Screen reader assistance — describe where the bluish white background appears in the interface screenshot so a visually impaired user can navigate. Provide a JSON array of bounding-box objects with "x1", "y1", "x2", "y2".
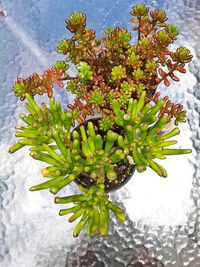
[{"x1": 0, "y1": 0, "x2": 199, "y2": 266}]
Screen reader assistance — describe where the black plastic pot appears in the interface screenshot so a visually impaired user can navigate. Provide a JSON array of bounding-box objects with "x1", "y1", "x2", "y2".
[{"x1": 72, "y1": 118, "x2": 136, "y2": 193}]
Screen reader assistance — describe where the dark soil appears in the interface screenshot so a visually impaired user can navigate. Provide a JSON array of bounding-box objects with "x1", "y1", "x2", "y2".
[{"x1": 75, "y1": 160, "x2": 135, "y2": 192}]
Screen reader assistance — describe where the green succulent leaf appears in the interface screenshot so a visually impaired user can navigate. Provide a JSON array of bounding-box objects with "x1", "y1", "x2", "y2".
[
  {"x1": 77, "y1": 61, "x2": 93, "y2": 81},
  {"x1": 66, "y1": 12, "x2": 86, "y2": 33},
  {"x1": 111, "y1": 65, "x2": 126, "y2": 82},
  {"x1": 57, "y1": 39, "x2": 72, "y2": 54},
  {"x1": 53, "y1": 61, "x2": 69, "y2": 72},
  {"x1": 131, "y1": 3, "x2": 149, "y2": 17}
]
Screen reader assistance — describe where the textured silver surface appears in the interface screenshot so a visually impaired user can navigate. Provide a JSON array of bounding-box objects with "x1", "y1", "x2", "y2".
[{"x1": 0, "y1": 0, "x2": 199, "y2": 266}]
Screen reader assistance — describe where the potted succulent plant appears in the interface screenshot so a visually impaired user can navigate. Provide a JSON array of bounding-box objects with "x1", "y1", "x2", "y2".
[{"x1": 9, "y1": 4, "x2": 193, "y2": 237}]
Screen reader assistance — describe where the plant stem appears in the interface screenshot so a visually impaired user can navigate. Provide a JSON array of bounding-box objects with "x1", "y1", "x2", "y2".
[
  {"x1": 138, "y1": 17, "x2": 141, "y2": 45},
  {"x1": 97, "y1": 164, "x2": 105, "y2": 184}
]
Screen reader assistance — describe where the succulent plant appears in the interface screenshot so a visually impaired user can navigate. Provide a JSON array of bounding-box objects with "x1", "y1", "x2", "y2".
[
  {"x1": 77, "y1": 61, "x2": 93, "y2": 81},
  {"x1": 112, "y1": 91, "x2": 191, "y2": 176},
  {"x1": 9, "y1": 4, "x2": 192, "y2": 237},
  {"x1": 55, "y1": 184, "x2": 125, "y2": 237},
  {"x1": 13, "y1": 68, "x2": 64, "y2": 100},
  {"x1": 12, "y1": 3, "x2": 192, "y2": 127},
  {"x1": 9, "y1": 94, "x2": 126, "y2": 190}
]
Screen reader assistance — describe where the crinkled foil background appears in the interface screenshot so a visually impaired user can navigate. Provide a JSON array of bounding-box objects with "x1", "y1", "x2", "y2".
[{"x1": 0, "y1": 0, "x2": 200, "y2": 266}]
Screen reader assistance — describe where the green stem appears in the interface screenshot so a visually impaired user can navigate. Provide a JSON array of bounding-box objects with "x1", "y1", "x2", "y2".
[
  {"x1": 59, "y1": 205, "x2": 80, "y2": 216},
  {"x1": 110, "y1": 149, "x2": 125, "y2": 163},
  {"x1": 25, "y1": 103, "x2": 36, "y2": 116},
  {"x1": 73, "y1": 213, "x2": 89, "y2": 237},
  {"x1": 15, "y1": 130, "x2": 37, "y2": 139},
  {"x1": 52, "y1": 129, "x2": 68, "y2": 157},
  {"x1": 26, "y1": 93, "x2": 41, "y2": 113},
  {"x1": 104, "y1": 131, "x2": 118, "y2": 152},
  {"x1": 136, "y1": 91, "x2": 146, "y2": 113},
  {"x1": 112, "y1": 99, "x2": 124, "y2": 119},
  {"x1": 131, "y1": 99, "x2": 137, "y2": 118},
  {"x1": 99, "y1": 202, "x2": 109, "y2": 236},
  {"x1": 30, "y1": 145, "x2": 58, "y2": 152},
  {"x1": 127, "y1": 98, "x2": 134, "y2": 113},
  {"x1": 86, "y1": 208, "x2": 94, "y2": 236},
  {"x1": 42, "y1": 143, "x2": 63, "y2": 162},
  {"x1": 72, "y1": 130, "x2": 80, "y2": 140},
  {"x1": 156, "y1": 140, "x2": 177, "y2": 148},
  {"x1": 91, "y1": 204, "x2": 100, "y2": 234},
  {"x1": 132, "y1": 149, "x2": 146, "y2": 172},
  {"x1": 69, "y1": 206, "x2": 86, "y2": 223},
  {"x1": 64, "y1": 111, "x2": 73, "y2": 131},
  {"x1": 30, "y1": 151, "x2": 62, "y2": 166},
  {"x1": 55, "y1": 195, "x2": 86, "y2": 204},
  {"x1": 9, "y1": 142, "x2": 25, "y2": 154},
  {"x1": 88, "y1": 137, "x2": 95, "y2": 153},
  {"x1": 97, "y1": 165, "x2": 105, "y2": 184},
  {"x1": 82, "y1": 141, "x2": 92, "y2": 157},
  {"x1": 107, "y1": 201, "x2": 126, "y2": 221},
  {"x1": 19, "y1": 113, "x2": 34, "y2": 125},
  {"x1": 88, "y1": 122, "x2": 96, "y2": 139},
  {"x1": 160, "y1": 127, "x2": 180, "y2": 140},
  {"x1": 141, "y1": 103, "x2": 152, "y2": 115},
  {"x1": 29, "y1": 176, "x2": 64, "y2": 191},
  {"x1": 50, "y1": 174, "x2": 76, "y2": 194},
  {"x1": 95, "y1": 135, "x2": 103, "y2": 150},
  {"x1": 80, "y1": 125, "x2": 87, "y2": 142},
  {"x1": 125, "y1": 125, "x2": 134, "y2": 143},
  {"x1": 146, "y1": 100, "x2": 165, "y2": 117},
  {"x1": 148, "y1": 159, "x2": 167, "y2": 177},
  {"x1": 162, "y1": 148, "x2": 192, "y2": 155}
]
